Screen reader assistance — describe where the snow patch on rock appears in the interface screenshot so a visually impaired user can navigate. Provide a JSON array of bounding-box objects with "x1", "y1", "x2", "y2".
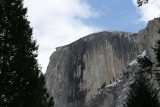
[{"x1": 125, "y1": 50, "x2": 148, "y2": 74}]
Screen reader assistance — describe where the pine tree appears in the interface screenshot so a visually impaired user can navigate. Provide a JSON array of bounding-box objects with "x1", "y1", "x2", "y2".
[
  {"x1": 124, "y1": 74, "x2": 159, "y2": 107},
  {"x1": 137, "y1": 56, "x2": 153, "y2": 71},
  {"x1": 153, "y1": 40, "x2": 160, "y2": 65},
  {"x1": 0, "y1": 0, "x2": 53, "y2": 106},
  {"x1": 137, "y1": 0, "x2": 148, "y2": 7}
]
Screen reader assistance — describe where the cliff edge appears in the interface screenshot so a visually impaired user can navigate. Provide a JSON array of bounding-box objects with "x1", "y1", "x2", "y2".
[{"x1": 45, "y1": 18, "x2": 160, "y2": 107}]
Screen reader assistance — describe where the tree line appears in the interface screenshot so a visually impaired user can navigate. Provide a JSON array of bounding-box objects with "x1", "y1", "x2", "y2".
[
  {"x1": 0, "y1": 0, "x2": 158, "y2": 106},
  {"x1": 124, "y1": 1, "x2": 160, "y2": 107},
  {"x1": 124, "y1": 31, "x2": 160, "y2": 107},
  {"x1": 0, "y1": 0, "x2": 53, "y2": 106}
]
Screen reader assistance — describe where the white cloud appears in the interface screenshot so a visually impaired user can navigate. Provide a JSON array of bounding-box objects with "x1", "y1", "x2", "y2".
[
  {"x1": 133, "y1": 0, "x2": 160, "y2": 22},
  {"x1": 24, "y1": 0, "x2": 99, "y2": 73}
]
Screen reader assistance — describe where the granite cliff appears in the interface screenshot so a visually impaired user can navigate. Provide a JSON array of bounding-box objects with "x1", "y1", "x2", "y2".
[{"x1": 45, "y1": 18, "x2": 160, "y2": 107}]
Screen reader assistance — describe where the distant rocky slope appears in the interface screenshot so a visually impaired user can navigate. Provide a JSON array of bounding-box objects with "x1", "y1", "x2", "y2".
[{"x1": 45, "y1": 18, "x2": 160, "y2": 107}]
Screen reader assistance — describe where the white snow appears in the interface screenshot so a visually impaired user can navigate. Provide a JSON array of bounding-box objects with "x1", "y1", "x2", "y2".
[
  {"x1": 128, "y1": 59, "x2": 138, "y2": 66},
  {"x1": 105, "y1": 79, "x2": 122, "y2": 88},
  {"x1": 96, "y1": 77, "x2": 123, "y2": 95},
  {"x1": 139, "y1": 50, "x2": 147, "y2": 57},
  {"x1": 98, "y1": 89, "x2": 103, "y2": 94},
  {"x1": 128, "y1": 50, "x2": 147, "y2": 66},
  {"x1": 96, "y1": 51, "x2": 148, "y2": 98}
]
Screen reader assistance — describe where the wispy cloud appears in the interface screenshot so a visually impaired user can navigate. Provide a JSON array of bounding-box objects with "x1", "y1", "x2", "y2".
[
  {"x1": 132, "y1": 0, "x2": 160, "y2": 22},
  {"x1": 24, "y1": 0, "x2": 99, "y2": 73}
]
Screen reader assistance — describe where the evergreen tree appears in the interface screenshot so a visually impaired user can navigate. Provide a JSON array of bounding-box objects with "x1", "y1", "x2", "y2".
[
  {"x1": 124, "y1": 74, "x2": 159, "y2": 107},
  {"x1": 137, "y1": 56, "x2": 153, "y2": 71},
  {"x1": 153, "y1": 40, "x2": 160, "y2": 65},
  {"x1": 0, "y1": 0, "x2": 53, "y2": 106},
  {"x1": 137, "y1": 0, "x2": 148, "y2": 7}
]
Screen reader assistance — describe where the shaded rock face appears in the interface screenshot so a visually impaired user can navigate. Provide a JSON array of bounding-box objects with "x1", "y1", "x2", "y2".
[{"x1": 45, "y1": 18, "x2": 160, "y2": 107}]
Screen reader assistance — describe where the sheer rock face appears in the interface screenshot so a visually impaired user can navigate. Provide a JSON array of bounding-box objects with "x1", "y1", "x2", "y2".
[
  {"x1": 87, "y1": 50, "x2": 160, "y2": 107},
  {"x1": 45, "y1": 18, "x2": 160, "y2": 107}
]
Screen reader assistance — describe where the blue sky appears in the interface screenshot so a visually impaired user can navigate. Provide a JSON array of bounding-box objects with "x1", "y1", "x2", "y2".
[
  {"x1": 24, "y1": 0, "x2": 160, "y2": 73},
  {"x1": 85, "y1": 0, "x2": 145, "y2": 32}
]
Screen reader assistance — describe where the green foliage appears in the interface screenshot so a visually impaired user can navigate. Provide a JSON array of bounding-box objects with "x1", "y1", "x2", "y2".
[
  {"x1": 137, "y1": 0, "x2": 149, "y2": 7},
  {"x1": 124, "y1": 75, "x2": 159, "y2": 107},
  {"x1": 137, "y1": 56, "x2": 153, "y2": 71},
  {"x1": 101, "y1": 82, "x2": 106, "y2": 89},
  {"x1": 153, "y1": 40, "x2": 160, "y2": 65},
  {"x1": 125, "y1": 27, "x2": 160, "y2": 107},
  {"x1": 0, "y1": 0, "x2": 53, "y2": 106}
]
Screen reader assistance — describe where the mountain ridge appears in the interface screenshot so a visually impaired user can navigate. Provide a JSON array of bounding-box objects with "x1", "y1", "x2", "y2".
[{"x1": 46, "y1": 18, "x2": 160, "y2": 107}]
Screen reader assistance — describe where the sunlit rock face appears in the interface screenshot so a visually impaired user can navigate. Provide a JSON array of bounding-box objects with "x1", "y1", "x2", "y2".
[
  {"x1": 87, "y1": 50, "x2": 160, "y2": 107},
  {"x1": 45, "y1": 18, "x2": 160, "y2": 107}
]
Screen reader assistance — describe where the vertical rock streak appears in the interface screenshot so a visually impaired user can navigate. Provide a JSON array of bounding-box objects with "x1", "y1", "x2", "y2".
[{"x1": 45, "y1": 18, "x2": 160, "y2": 107}]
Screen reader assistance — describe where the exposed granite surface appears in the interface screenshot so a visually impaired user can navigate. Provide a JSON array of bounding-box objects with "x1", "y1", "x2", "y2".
[{"x1": 45, "y1": 18, "x2": 160, "y2": 107}]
